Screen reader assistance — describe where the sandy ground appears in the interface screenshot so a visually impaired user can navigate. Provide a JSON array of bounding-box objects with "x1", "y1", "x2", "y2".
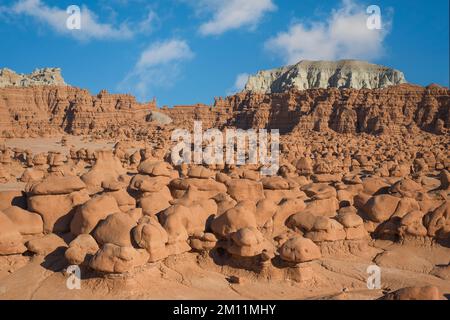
[{"x1": 0, "y1": 241, "x2": 448, "y2": 300}]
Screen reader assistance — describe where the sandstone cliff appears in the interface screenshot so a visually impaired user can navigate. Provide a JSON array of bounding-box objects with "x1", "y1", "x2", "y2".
[
  {"x1": 244, "y1": 60, "x2": 407, "y2": 93},
  {"x1": 0, "y1": 66, "x2": 447, "y2": 138},
  {"x1": 0, "y1": 86, "x2": 157, "y2": 137},
  {"x1": 214, "y1": 84, "x2": 449, "y2": 135},
  {"x1": 0, "y1": 68, "x2": 66, "y2": 88}
]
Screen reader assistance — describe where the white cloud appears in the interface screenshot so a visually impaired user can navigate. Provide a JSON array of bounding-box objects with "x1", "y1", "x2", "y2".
[
  {"x1": 265, "y1": 0, "x2": 391, "y2": 64},
  {"x1": 137, "y1": 39, "x2": 194, "y2": 68},
  {"x1": 195, "y1": 0, "x2": 276, "y2": 36},
  {"x1": 119, "y1": 39, "x2": 194, "y2": 101},
  {"x1": 3, "y1": 0, "x2": 136, "y2": 40},
  {"x1": 226, "y1": 73, "x2": 250, "y2": 95}
]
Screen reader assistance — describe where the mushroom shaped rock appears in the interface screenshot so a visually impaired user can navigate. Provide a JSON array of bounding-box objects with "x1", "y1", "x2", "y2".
[
  {"x1": 65, "y1": 234, "x2": 99, "y2": 265},
  {"x1": 89, "y1": 244, "x2": 149, "y2": 274},
  {"x1": 361, "y1": 177, "x2": 390, "y2": 195},
  {"x1": 279, "y1": 237, "x2": 321, "y2": 263},
  {"x1": 302, "y1": 197, "x2": 339, "y2": 217}
]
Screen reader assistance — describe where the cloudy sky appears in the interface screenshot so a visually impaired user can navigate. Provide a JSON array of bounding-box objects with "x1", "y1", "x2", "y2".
[{"x1": 0, "y1": 0, "x2": 448, "y2": 106}]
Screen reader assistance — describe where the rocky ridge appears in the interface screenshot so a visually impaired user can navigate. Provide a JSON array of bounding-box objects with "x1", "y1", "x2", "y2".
[
  {"x1": 0, "y1": 68, "x2": 66, "y2": 88},
  {"x1": 244, "y1": 60, "x2": 407, "y2": 93}
]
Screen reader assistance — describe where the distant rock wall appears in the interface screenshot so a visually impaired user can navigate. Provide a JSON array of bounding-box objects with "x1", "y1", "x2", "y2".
[
  {"x1": 244, "y1": 60, "x2": 407, "y2": 93},
  {"x1": 215, "y1": 84, "x2": 449, "y2": 135},
  {"x1": 0, "y1": 78, "x2": 447, "y2": 138},
  {"x1": 0, "y1": 86, "x2": 156, "y2": 137},
  {"x1": 0, "y1": 68, "x2": 67, "y2": 88}
]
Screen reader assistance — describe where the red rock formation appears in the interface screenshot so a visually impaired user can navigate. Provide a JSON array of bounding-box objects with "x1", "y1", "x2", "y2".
[
  {"x1": 0, "y1": 84, "x2": 448, "y2": 138},
  {"x1": 0, "y1": 86, "x2": 156, "y2": 137}
]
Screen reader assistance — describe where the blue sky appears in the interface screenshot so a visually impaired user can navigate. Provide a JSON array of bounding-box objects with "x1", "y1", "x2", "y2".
[{"x1": 0, "y1": 0, "x2": 448, "y2": 106}]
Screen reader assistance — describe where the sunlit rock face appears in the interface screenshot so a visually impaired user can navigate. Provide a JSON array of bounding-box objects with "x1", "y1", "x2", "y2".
[{"x1": 244, "y1": 60, "x2": 407, "y2": 93}]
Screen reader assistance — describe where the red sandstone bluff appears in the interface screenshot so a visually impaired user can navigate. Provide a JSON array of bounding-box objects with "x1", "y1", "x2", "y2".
[{"x1": 0, "y1": 63, "x2": 449, "y2": 301}]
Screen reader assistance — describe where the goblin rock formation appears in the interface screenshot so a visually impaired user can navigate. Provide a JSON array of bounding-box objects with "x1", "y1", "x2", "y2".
[
  {"x1": 244, "y1": 60, "x2": 407, "y2": 93},
  {"x1": 0, "y1": 66, "x2": 449, "y2": 300}
]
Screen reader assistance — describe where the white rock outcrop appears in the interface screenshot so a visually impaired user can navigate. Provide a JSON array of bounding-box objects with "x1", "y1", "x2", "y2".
[
  {"x1": 0, "y1": 68, "x2": 66, "y2": 88},
  {"x1": 244, "y1": 60, "x2": 407, "y2": 93}
]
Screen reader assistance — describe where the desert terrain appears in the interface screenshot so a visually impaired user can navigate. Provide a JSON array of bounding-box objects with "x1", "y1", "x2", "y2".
[{"x1": 0, "y1": 64, "x2": 449, "y2": 300}]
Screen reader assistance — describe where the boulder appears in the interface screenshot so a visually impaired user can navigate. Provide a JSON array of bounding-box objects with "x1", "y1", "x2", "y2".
[
  {"x1": 189, "y1": 232, "x2": 217, "y2": 251},
  {"x1": 225, "y1": 179, "x2": 264, "y2": 202},
  {"x1": 0, "y1": 211, "x2": 26, "y2": 255},
  {"x1": 138, "y1": 159, "x2": 173, "y2": 177},
  {"x1": 0, "y1": 190, "x2": 26, "y2": 211},
  {"x1": 279, "y1": 237, "x2": 321, "y2": 263},
  {"x1": 27, "y1": 176, "x2": 86, "y2": 195},
  {"x1": 227, "y1": 227, "x2": 265, "y2": 257},
  {"x1": 133, "y1": 216, "x2": 169, "y2": 262},
  {"x1": 93, "y1": 212, "x2": 136, "y2": 247},
  {"x1": 3, "y1": 206, "x2": 43, "y2": 235},
  {"x1": 424, "y1": 201, "x2": 449, "y2": 239},
  {"x1": 28, "y1": 190, "x2": 90, "y2": 233},
  {"x1": 187, "y1": 166, "x2": 215, "y2": 179},
  {"x1": 89, "y1": 244, "x2": 149, "y2": 273},
  {"x1": 65, "y1": 234, "x2": 99, "y2": 265},
  {"x1": 260, "y1": 176, "x2": 290, "y2": 190},
  {"x1": 211, "y1": 201, "x2": 257, "y2": 238},
  {"x1": 364, "y1": 195, "x2": 400, "y2": 223},
  {"x1": 390, "y1": 178, "x2": 423, "y2": 198},
  {"x1": 70, "y1": 194, "x2": 120, "y2": 235},
  {"x1": 26, "y1": 233, "x2": 67, "y2": 256},
  {"x1": 305, "y1": 218, "x2": 346, "y2": 242}
]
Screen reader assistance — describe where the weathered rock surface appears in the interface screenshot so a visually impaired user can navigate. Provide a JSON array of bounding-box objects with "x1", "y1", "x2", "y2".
[{"x1": 244, "y1": 60, "x2": 407, "y2": 93}]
